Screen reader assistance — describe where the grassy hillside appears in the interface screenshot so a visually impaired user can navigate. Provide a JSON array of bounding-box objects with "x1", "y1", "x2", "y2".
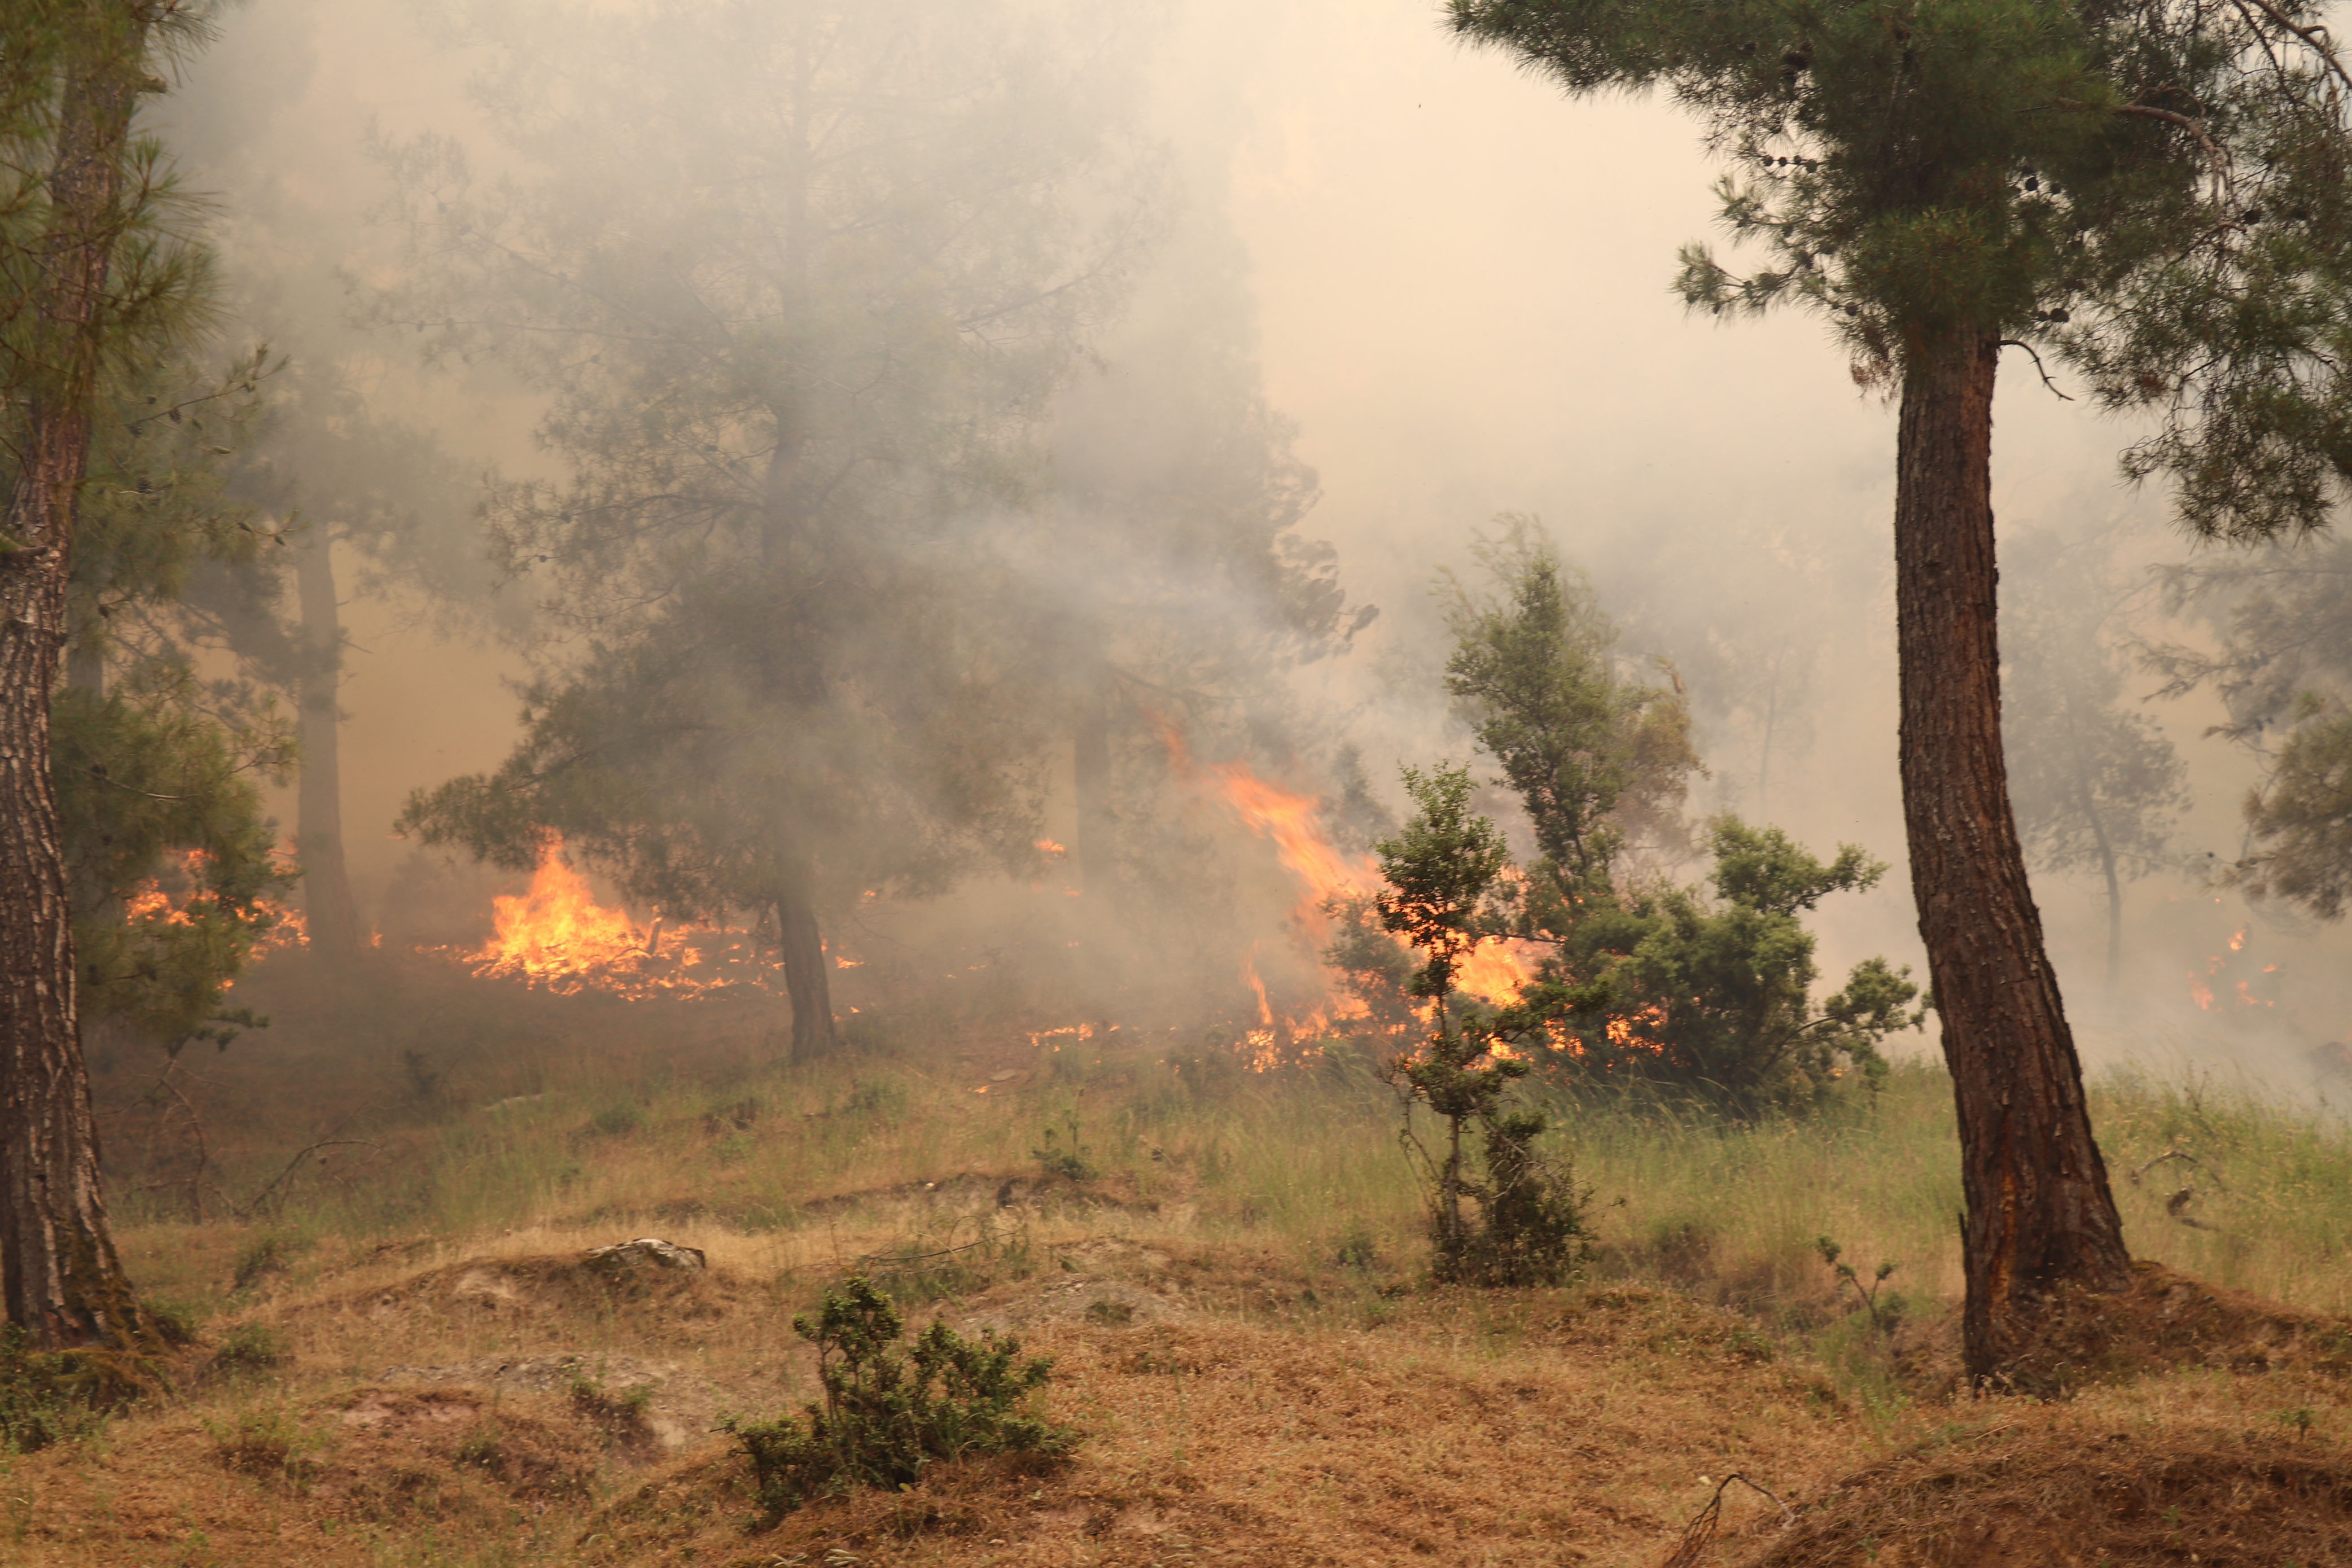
[{"x1": 23, "y1": 956, "x2": 2352, "y2": 1565}]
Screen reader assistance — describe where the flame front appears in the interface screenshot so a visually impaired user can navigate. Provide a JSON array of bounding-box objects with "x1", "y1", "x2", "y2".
[
  {"x1": 476, "y1": 847, "x2": 645, "y2": 988},
  {"x1": 123, "y1": 848, "x2": 308, "y2": 957},
  {"x1": 453, "y1": 838, "x2": 774, "y2": 999},
  {"x1": 1153, "y1": 722, "x2": 1544, "y2": 1065}
]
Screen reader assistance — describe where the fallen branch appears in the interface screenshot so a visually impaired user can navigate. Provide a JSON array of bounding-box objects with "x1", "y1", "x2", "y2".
[
  {"x1": 2130, "y1": 1148, "x2": 2229, "y2": 1192},
  {"x1": 1660, "y1": 1473, "x2": 1796, "y2": 1568},
  {"x1": 233, "y1": 1138, "x2": 379, "y2": 1220}
]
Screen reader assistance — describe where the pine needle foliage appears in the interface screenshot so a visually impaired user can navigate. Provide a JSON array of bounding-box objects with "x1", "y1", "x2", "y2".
[
  {"x1": 1373, "y1": 765, "x2": 1600, "y2": 1286},
  {"x1": 726, "y1": 1276, "x2": 1076, "y2": 1519},
  {"x1": 1450, "y1": 0, "x2": 2352, "y2": 542}
]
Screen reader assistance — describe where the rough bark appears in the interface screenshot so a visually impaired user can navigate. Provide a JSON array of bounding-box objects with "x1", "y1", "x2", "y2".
[
  {"x1": 1894, "y1": 331, "x2": 2132, "y2": 1382},
  {"x1": 294, "y1": 531, "x2": 362, "y2": 958},
  {"x1": 0, "y1": 16, "x2": 152, "y2": 1350},
  {"x1": 774, "y1": 887, "x2": 835, "y2": 1058}
]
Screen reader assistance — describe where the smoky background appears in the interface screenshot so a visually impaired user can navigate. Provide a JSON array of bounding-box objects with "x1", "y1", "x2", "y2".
[{"x1": 141, "y1": 0, "x2": 2344, "y2": 1090}]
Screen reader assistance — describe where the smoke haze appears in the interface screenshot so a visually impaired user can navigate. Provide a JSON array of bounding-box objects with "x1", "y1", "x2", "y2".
[{"x1": 156, "y1": 0, "x2": 2350, "y2": 1088}]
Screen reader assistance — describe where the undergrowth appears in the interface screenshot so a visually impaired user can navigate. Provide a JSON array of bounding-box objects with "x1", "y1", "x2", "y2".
[{"x1": 726, "y1": 1275, "x2": 1075, "y2": 1518}]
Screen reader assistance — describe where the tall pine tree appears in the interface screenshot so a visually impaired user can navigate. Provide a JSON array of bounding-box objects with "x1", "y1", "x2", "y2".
[
  {"x1": 1453, "y1": 0, "x2": 2352, "y2": 1379},
  {"x1": 387, "y1": 0, "x2": 1147, "y2": 1055}
]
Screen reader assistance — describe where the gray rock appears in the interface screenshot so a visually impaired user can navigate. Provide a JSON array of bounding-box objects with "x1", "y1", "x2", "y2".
[{"x1": 582, "y1": 1236, "x2": 707, "y2": 1273}]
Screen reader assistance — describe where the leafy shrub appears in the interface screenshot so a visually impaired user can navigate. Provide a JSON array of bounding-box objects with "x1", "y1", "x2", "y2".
[
  {"x1": 567, "y1": 1364, "x2": 656, "y2": 1444},
  {"x1": 1371, "y1": 765, "x2": 1598, "y2": 1289},
  {"x1": 726, "y1": 1275, "x2": 1076, "y2": 1518},
  {"x1": 399, "y1": 1048, "x2": 445, "y2": 1102},
  {"x1": 1452, "y1": 1110, "x2": 1594, "y2": 1287},
  {"x1": 1334, "y1": 1226, "x2": 1381, "y2": 1271},
  {"x1": 209, "y1": 1405, "x2": 326, "y2": 1482},
  {"x1": 841, "y1": 1079, "x2": 908, "y2": 1120},
  {"x1": 1817, "y1": 1237, "x2": 1907, "y2": 1335},
  {"x1": 1557, "y1": 820, "x2": 1922, "y2": 1113}
]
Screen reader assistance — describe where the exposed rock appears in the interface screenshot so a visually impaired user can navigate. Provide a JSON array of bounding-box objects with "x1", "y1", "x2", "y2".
[{"x1": 582, "y1": 1237, "x2": 707, "y2": 1274}]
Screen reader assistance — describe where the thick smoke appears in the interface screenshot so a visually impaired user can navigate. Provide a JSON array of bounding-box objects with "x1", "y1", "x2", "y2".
[{"x1": 145, "y1": 0, "x2": 2352, "y2": 1090}]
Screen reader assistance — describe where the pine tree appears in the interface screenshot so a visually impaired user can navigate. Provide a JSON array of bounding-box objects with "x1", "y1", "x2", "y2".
[
  {"x1": 1452, "y1": 0, "x2": 2352, "y2": 1379},
  {"x1": 2003, "y1": 528, "x2": 2187, "y2": 988},
  {"x1": 0, "y1": 0, "x2": 216, "y2": 1350},
  {"x1": 64, "y1": 344, "x2": 299, "y2": 1058},
  {"x1": 2146, "y1": 537, "x2": 2352, "y2": 919},
  {"x1": 384, "y1": 0, "x2": 1147, "y2": 1055}
]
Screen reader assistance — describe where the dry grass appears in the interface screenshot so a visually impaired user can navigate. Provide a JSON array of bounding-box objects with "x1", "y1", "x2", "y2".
[{"x1": 32, "y1": 961, "x2": 2352, "y2": 1565}]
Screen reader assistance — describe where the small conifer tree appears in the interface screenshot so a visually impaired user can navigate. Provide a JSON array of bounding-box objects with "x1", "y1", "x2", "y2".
[
  {"x1": 727, "y1": 1276, "x2": 1075, "y2": 1518},
  {"x1": 1372, "y1": 766, "x2": 1598, "y2": 1286}
]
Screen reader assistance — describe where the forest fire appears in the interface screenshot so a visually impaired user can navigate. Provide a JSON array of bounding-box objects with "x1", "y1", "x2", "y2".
[
  {"x1": 2191, "y1": 927, "x2": 2280, "y2": 1011},
  {"x1": 452, "y1": 839, "x2": 771, "y2": 1000},
  {"x1": 1157, "y1": 727, "x2": 1540, "y2": 1065},
  {"x1": 124, "y1": 848, "x2": 309, "y2": 955}
]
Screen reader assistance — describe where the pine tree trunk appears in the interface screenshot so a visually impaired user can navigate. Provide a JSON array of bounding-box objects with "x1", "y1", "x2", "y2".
[
  {"x1": 1073, "y1": 657, "x2": 1118, "y2": 904},
  {"x1": 775, "y1": 888, "x2": 835, "y2": 1058},
  {"x1": 295, "y1": 531, "x2": 361, "y2": 958},
  {"x1": 1894, "y1": 331, "x2": 2131, "y2": 1383},
  {"x1": 0, "y1": 16, "x2": 154, "y2": 1350}
]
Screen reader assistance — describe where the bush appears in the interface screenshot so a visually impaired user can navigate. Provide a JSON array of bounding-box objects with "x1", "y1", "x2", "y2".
[
  {"x1": 727, "y1": 1275, "x2": 1076, "y2": 1518},
  {"x1": 1447, "y1": 1110, "x2": 1594, "y2": 1287},
  {"x1": 208, "y1": 1405, "x2": 326, "y2": 1482},
  {"x1": 1032, "y1": 1110, "x2": 1095, "y2": 1181}
]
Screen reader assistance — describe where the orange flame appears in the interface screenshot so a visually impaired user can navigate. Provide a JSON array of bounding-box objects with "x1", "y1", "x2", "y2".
[
  {"x1": 452, "y1": 838, "x2": 773, "y2": 1000},
  {"x1": 475, "y1": 846, "x2": 643, "y2": 988},
  {"x1": 122, "y1": 848, "x2": 306, "y2": 955},
  {"x1": 1142, "y1": 717, "x2": 1552, "y2": 1066}
]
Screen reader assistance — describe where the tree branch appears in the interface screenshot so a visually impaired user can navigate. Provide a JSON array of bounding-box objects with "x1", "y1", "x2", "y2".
[{"x1": 2000, "y1": 339, "x2": 2076, "y2": 401}]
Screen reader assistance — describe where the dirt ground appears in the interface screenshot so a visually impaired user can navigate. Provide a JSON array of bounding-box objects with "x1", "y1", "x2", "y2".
[{"x1": 6, "y1": 1212, "x2": 2352, "y2": 1568}]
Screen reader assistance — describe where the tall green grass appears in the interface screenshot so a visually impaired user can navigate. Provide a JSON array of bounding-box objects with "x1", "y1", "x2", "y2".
[{"x1": 109, "y1": 998, "x2": 2352, "y2": 1329}]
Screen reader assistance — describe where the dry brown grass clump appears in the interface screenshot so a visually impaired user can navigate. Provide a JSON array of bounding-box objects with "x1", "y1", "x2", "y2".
[
  {"x1": 576, "y1": 1280, "x2": 1862, "y2": 1567},
  {"x1": 1893, "y1": 1259, "x2": 2352, "y2": 1398},
  {"x1": 1728, "y1": 1421, "x2": 2352, "y2": 1567}
]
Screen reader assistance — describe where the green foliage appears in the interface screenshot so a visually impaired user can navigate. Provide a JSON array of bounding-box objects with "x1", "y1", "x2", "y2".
[
  {"x1": 384, "y1": 1, "x2": 1145, "y2": 961},
  {"x1": 1412, "y1": 535, "x2": 1917, "y2": 1114},
  {"x1": 1373, "y1": 764, "x2": 1514, "y2": 1001},
  {"x1": 587, "y1": 1105, "x2": 645, "y2": 1139},
  {"x1": 2241, "y1": 705, "x2": 2352, "y2": 917},
  {"x1": 1451, "y1": 0, "x2": 2352, "y2": 542},
  {"x1": 55, "y1": 663, "x2": 295, "y2": 1055},
  {"x1": 1817, "y1": 1236, "x2": 1908, "y2": 1337},
  {"x1": 0, "y1": 1329, "x2": 112, "y2": 1453},
  {"x1": 1563, "y1": 818, "x2": 1922, "y2": 1112},
  {"x1": 208, "y1": 1405, "x2": 326, "y2": 1483},
  {"x1": 2148, "y1": 535, "x2": 2352, "y2": 919},
  {"x1": 726, "y1": 1276, "x2": 1075, "y2": 1518},
  {"x1": 231, "y1": 1232, "x2": 312, "y2": 1293},
  {"x1": 1032, "y1": 1109, "x2": 1097, "y2": 1181},
  {"x1": 1372, "y1": 765, "x2": 1599, "y2": 1286},
  {"x1": 1443, "y1": 519, "x2": 1698, "y2": 912},
  {"x1": 208, "y1": 1323, "x2": 289, "y2": 1379}
]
